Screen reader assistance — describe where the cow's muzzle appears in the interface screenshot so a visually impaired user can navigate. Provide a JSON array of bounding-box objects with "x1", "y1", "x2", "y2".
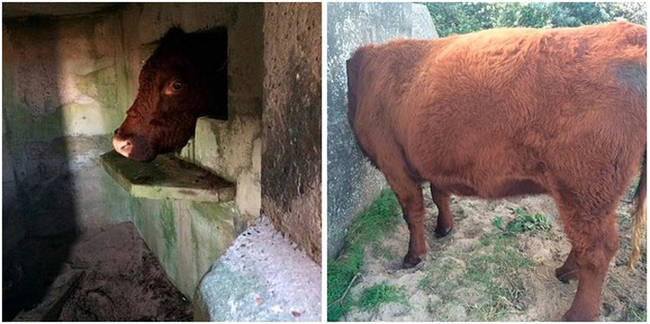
[
  {"x1": 112, "y1": 128, "x2": 154, "y2": 162},
  {"x1": 113, "y1": 136, "x2": 133, "y2": 158}
]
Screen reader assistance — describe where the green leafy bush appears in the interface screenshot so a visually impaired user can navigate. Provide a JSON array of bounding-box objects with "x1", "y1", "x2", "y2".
[
  {"x1": 493, "y1": 208, "x2": 551, "y2": 235},
  {"x1": 424, "y1": 2, "x2": 647, "y2": 37}
]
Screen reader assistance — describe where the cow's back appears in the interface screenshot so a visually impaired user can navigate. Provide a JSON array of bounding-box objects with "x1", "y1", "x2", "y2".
[{"x1": 349, "y1": 21, "x2": 646, "y2": 198}]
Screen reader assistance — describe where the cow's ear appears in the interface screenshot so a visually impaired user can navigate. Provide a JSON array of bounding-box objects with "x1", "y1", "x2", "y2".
[{"x1": 160, "y1": 26, "x2": 186, "y2": 46}]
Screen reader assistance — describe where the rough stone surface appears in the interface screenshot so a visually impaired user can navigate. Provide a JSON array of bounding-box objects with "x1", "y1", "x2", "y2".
[
  {"x1": 262, "y1": 2, "x2": 322, "y2": 263},
  {"x1": 3, "y1": 3, "x2": 120, "y2": 18},
  {"x1": 3, "y1": 10, "x2": 128, "y2": 238},
  {"x1": 2, "y1": 121, "x2": 24, "y2": 252},
  {"x1": 129, "y1": 199, "x2": 245, "y2": 298},
  {"x1": 3, "y1": 3, "x2": 264, "y2": 311},
  {"x1": 196, "y1": 217, "x2": 321, "y2": 321},
  {"x1": 326, "y1": 2, "x2": 438, "y2": 258},
  {"x1": 180, "y1": 116, "x2": 262, "y2": 220}
]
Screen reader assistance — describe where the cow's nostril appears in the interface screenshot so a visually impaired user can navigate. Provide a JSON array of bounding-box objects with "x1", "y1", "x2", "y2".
[
  {"x1": 120, "y1": 140, "x2": 132, "y2": 151},
  {"x1": 114, "y1": 128, "x2": 119, "y2": 135},
  {"x1": 113, "y1": 137, "x2": 133, "y2": 158}
]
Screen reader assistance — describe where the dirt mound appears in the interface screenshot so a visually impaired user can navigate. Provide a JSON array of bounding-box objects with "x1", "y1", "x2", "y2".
[
  {"x1": 342, "y1": 191, "x2": 646, "y2": 321},
  {"x1": 12, "y1": 222, "x2": 192, "y2": 321}
]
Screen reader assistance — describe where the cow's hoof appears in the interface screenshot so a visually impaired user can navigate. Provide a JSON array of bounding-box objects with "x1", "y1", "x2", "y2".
[
  {"x1": 561, "y1": 309, "x2": 598, "y2": 321},
  {"x1": 434, "y1": 226, "x2": 453, "y2": 239},
  {"x1": 555, "y1": 266, "x2": 578, "y2": 284},
  {"x1": 402, "y1": 254, "x2": 422, "y2": 269}
]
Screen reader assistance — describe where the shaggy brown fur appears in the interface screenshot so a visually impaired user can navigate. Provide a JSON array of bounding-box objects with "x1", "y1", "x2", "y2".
[{"x1": 347, "y1": 21, "x2": 646, "y2": 321}]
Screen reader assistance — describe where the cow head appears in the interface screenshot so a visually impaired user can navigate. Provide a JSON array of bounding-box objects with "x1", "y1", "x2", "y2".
[{"x1": 113, "y1": 27, "x2": 227, "y2": 162}]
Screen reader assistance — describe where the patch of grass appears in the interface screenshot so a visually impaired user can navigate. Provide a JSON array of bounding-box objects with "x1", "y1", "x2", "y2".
[
  {"x1": 418, "y1": 261, "x2": 454, "y2": 292},
  {"x1": 617, "y1": 211, "x2": 634, "y2": 229},
  {"x1": 327, "y1": 245, "x2": 363, "y2": 321},
  {"x1": 625, "y1": 174, "x2": 641, "y2": 202},
  {"x1": 493, "y1": 208, "x2": 551, "y2": 235},
  {"x1": 418, "y1": 271, "x2": 434, "y2": 290},
  {"x1": 356, "y1": 283, "x2": 405, "y2": 311},
  {"x1": 327, "y1": 189, "x2": 402, "y2": 321},
  {"x1": 346, "y1": 189, "x2": 402, "y2": 246},
  {"x1": 465, "y1": 233, "x2": 533, "y2": 320},
  {"x1": 372, "y1": 243, "x2": 394, "y2": 260},
  {"x1": 626, "y1": 303, "x2": 647, "y2": 322}
]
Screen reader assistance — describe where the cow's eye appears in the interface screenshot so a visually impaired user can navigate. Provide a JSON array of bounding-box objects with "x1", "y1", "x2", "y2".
[{"x1": 172, "y1": 82, "x2": 183, "y2": 91}]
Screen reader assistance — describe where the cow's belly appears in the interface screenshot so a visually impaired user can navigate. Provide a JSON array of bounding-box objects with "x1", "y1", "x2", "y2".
[{"x1": 437, "y1": 177, "x2": 548, "y2": 199}]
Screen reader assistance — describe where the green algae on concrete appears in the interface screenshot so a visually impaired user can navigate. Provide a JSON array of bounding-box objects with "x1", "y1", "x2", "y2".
[
  {"x1": 101, "y1": 150, "x2": 235, "y2": 202},
  {"x1": 127, "y1": 199, "x2": 244, "y2": 300},
  {"x1": 189, "y1": 201, "x2": 244, "y2": 283},
  {"x1": 160, "y1": 199, "x2": 178, "y2": 267}
]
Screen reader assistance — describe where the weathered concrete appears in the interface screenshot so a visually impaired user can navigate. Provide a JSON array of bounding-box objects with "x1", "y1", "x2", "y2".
[
  {"x1": 262, "y1": 3, "x2": 322, "y2": 263},
  {"x1": 2, "y1": 116, "x2": 24, "y2": 252},
  {"x1": 326, "y1": 2, "x2": 438, "y2": 258},
  {"x1": 2, "y1": 3, "x2": 120, "y2": 18},
  {"x1": 3, "y1": 3, "x2": 264, "y2": 306},
  {"x1": 101, "y1": 151, "x2": 235, "y2": 202},
  {"x1": 2, "y1": 12, "x2": 130, "y2": 239},
  {"x1": 130, "y1": 199, "x2": 246, "y2": 298},
  {"x1": 179, "y1": 116, "x2": 262, "y2": 222},
  {"x1": 195, "y1": 217, "x2": 321, "y2": 321}
]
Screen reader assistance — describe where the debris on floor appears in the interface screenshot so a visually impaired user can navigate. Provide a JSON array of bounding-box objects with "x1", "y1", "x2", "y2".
[{"x1": 13, "y1": 222, "x2": 192, "y2": 321}]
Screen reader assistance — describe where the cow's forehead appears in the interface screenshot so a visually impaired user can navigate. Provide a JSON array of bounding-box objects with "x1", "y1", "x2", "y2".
[{"x1": 139, "y1": 54, "x2": 192, "y2": 84}]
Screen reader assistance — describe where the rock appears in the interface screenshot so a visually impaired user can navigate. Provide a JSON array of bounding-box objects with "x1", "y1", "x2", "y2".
[{"x1": 196, "y1": 217, "x2": 321, "y2": 321}]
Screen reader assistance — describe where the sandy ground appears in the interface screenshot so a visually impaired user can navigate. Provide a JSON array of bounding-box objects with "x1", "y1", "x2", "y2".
[
  {"x1": 342, "y1": 189, "x2": 646, "y2": 321},
  {"x1": 11, "y1": 222, "x2": 192, "y2": 321}
]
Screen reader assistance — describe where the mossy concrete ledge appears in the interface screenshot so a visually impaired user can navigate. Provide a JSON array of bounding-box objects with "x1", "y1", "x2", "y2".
[{"x1": 101, "y1": 150, "x2": 235, "y2": 202}]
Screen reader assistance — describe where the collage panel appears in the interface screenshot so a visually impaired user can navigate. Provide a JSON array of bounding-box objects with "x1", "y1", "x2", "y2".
[
  {"x1": 327, "y1": 2, "x2": 646, "y2": 322},
  {"x1": 1, "y1": 1, "x2": 648, "y2": 323},
  {"x1": 2, "y1": 2, "x2": 321, "y2": 321}
]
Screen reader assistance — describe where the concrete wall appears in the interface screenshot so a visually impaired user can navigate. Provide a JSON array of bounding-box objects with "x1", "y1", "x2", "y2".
[
  {"x1": 326, "y1": 3, "x2": 438, "y2": 258},
  {"x1": 2, "y1": 11, "x2": 131, "y2": 247},
  {"x1": 2, "y1": 3, "x2": 264, "y2": 300},
  {"x1": 261, "y1": 3, "x2": 322, "y2": 263}
]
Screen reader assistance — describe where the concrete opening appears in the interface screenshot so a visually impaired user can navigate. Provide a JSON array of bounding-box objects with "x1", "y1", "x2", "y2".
[{"x1": 188, "y1": 26, "x2": 228, "y2": 121}]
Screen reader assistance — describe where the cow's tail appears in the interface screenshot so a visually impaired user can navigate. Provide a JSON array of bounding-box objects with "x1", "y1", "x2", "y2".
[{"x1": 629, "y1": 151, "x2": 646, "y2": 269}]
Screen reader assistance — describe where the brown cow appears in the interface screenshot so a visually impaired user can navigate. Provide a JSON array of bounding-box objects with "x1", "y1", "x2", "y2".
[
  {"x1": 113, "y1": 27, "x2": 227, "y2": 162},
  {"x1": 347, "y1": 21, "x2": 646, "y2": 321}
]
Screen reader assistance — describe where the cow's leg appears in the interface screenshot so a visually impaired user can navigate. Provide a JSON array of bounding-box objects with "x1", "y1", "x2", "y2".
[
  {"x1": 554, "y1": 199, "x2": 619, "y2": 321},
  {"x1": 376, "y1": 159, "x2": 426, "y2": 268},
  {"x1": 430, "y1": 185, "x2": 453, "y2": 238},
  {"x1": 392, "y1": 177, "x2": 426, "y2": 268},
  {"x1": 555, "y1": 249, "x2": 578, "y2": 283}
]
